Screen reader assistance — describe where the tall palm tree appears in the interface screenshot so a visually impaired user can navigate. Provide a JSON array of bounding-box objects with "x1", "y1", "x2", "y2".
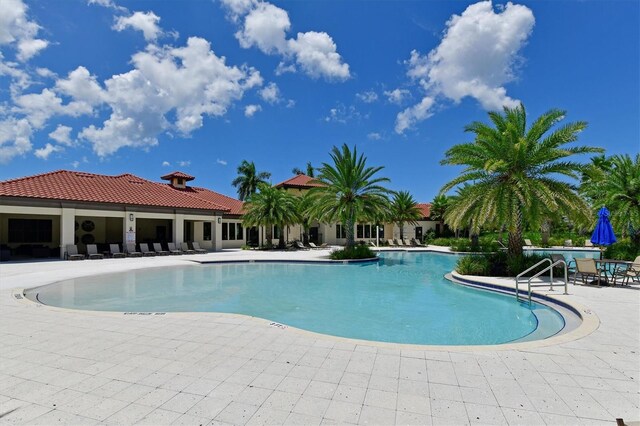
[
  {"x1": 292, "y1": 161, "x2": 315, "y2": 177},
  {"x1": 592, "y1": 154, "x2": 640, "y2": 241},
  {"x1": 232, "y1": 160, "x2": 271, "y2": 201},
  {"x1": 441, "y1": 103, "x2": 603, "y2": 257},
  {"x1": 242, "y1": 183, "x2": 298, "y2": 249},
  {"x1": 390, "y1": 191, "x2": 422, "y2": 240},
  {"x1": 429, "y1": 194, "x2": 449, "y2": 236},
  {"x1": 307, "y1": 144, "x2": 391, "y2": 248},
  {"x1": 295, "y1": 192, "x2": 315, "y2": 245}
]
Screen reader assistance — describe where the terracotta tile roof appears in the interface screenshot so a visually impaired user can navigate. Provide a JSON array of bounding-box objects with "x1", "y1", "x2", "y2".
[
  {"x1": 188, "y1": 187, "x2": 245, "y2": 215},
  {"x1": 161, "y1": 171, "x2": 195, "y2": 181},
  {"x1": 275, "y1": 174, "x2": 324, "y2": 189},
  {"x1": 416, "y1": 203, "x2": 431, "y2": 219},
  {"x1": 0, "y1": 170, "x2": 230, "y2": 212}
]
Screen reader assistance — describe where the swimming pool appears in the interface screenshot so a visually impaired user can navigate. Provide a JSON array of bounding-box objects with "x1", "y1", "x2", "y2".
[{"x1": 26, "y1": 252, "x2": 567, "y2": 345}]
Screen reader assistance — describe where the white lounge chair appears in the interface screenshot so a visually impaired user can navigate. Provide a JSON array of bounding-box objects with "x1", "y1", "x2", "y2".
[
  {"x1": 139, "y1": 243, "x2": 156, "y2": 256},
  {"x1": 180, "y1": 242, "x2": 196, "y2": 254},
  {"x1": 153, "y1": 243, "x2": 170, "y2": 256},
  {"x1": 109, "y1": 244, "x2": 126, "y2": 258},
  {"x1": 86, "y1": 244, "x2": 104, "y2": 260},
  {"x1": 167, "y1": 242, "x2": 182, "y2": 255},
  {"x1": 524, "y1": 239, "x2": 533, "y2": 247},
  {"x1": 125, "y1": 243, "x2": 142, "y2": 257},
  {"x1": 564, "y1": 239, "x2": 574, "y2": 247},
  {"x1": 191, "y1": 242, "x2": 207, "y2": 254},
  {"x1": 584, "y1": 239, "x2": 594, "y2": 248},
  {"x1": 66, "y1": 244, "x2": 85, "y2": 260}
]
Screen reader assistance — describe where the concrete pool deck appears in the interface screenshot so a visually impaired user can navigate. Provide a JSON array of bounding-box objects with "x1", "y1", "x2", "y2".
[{"x1": 0, "y1": 248, "x2": 638, "y2": 425}]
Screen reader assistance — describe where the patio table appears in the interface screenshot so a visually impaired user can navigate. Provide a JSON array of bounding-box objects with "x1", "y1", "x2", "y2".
[{"x1": 596, "y1": 259, "x2": 632, "y2": 286}]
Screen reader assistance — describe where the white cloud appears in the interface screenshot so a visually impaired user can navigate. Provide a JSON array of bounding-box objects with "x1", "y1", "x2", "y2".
[
  {"x1": 0, "y1": 0, "x2": 49, "y2": 62},
  {"x1": 324, "y1": 103, "x2": 366, "y2": 124},
  {"x1": 384, "y1": 88, "x2": 410, "y2": 105},
  {"x1": 35, "y1": 67, "x2": 56, "y2": 79},
  {"x1": 395, "y1": 96, "x2": 435, "y2": 134},
  {"x1": 216, "y1": 158, "x2": 227, "y2": 166},
  {"x1": 221, "y1": 0, "x2": 350, "y2": 81},
  {"x1": 356, "y1": 91, "x2": 378, "y2": 103},
  {"x1": 70, "y1": 160, "x2": 80, "y2": 168},
  {"x1": 259, "y1": 82, "x2": 281, "y2": 104},
  {"x1": 178, "y1": 160, "x2": 190, "y2": 167},
  {"x1": 396, "y1": 1, "x2": 534, "y2": 133},
  {"x1": 34, "y1": 142, "x2": 63, "y2": 160},
  {"x1": 56, "y1": 66, "x2": 105, "y2": 107},
  {"x1": 0, "y1": 117, "x2": 32, "y2": 163},
  {"x1": 48, "y1": 125, "x2": 74, "y2": 146},
  {"x1": 87, "y1": 0, "x2": 128, "y2": 12},
  {"x1": 162, "y1": 160, "x2": 170, "y2": 167},
  {"x1": 367, "y1": 132, "x2": 382, "y2": 140},
  {"x1": 244, "y1": 104, "x2": 261, "y2": 117},
  {"x1": 14, "y1": 88, "x2": 93, "y2": 128},
  {"x1": 113, "y1": 11, "x2": 163, "y2": 42}
]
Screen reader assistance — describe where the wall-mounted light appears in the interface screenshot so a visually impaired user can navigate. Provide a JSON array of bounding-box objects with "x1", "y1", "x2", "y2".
[
  {"x1": 129, "y1": 213, "x2": 134, "y2": 222},
  {"x1": 217, "y1": 217, "x2": 222, "y2": 224}
]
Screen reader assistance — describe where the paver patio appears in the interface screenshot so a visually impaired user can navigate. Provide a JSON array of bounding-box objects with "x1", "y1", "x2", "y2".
[{"x1": 0, "y1": 249, "x2": 638, "y2": 425}]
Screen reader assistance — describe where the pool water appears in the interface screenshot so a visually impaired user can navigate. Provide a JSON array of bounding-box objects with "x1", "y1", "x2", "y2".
[{"x1": 27, "y1": 252, "x2": 566, "y2": 345}]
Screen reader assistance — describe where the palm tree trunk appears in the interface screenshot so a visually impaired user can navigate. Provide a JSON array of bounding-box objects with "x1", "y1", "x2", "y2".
[
  {"x1": 265, "y1": 223, "x2": 273, "y2": 249},
  {"x1": 278, "y1": 223, "x2": 285, "y2": 249},
  {"x1": 541, "y1": 219, "x2": 550, "y2": 247},
  {"x1": 398, "y1": 222, "x2": 404, "y2": 240},
  {"x1": 508, "y1": 210, "x2": 524, "y2": 257},
  {"x1": 345, "y1": 217, "x2": 355, "y2": 248}
]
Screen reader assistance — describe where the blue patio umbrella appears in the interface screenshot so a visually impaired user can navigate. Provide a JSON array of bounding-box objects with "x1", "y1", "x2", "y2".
[{"x1": 591, "y1": 207, "x2": 617, "y2": 246}]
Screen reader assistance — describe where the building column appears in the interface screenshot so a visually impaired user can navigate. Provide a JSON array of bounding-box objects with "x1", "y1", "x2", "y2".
[
  {"x1": 60, "y1": 207, "x2": 76, "y2": 259},
  {"x1": 214, "y1": 216, "x2": 222, "y2": 251},
  {"x1": 124, "y1": 212, "x2": 136, "y2": 245},
  {"x1": 174, "y1": 213, "x2": 184, "y2": 244}
]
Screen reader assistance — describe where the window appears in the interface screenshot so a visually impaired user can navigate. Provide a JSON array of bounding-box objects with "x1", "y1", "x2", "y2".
[
  {"x1": 377, "y1": 225, "x2": 385, "y2": 239},
  {"x1": 236, "y1": 224, "x2": 243, "y2": 240},
  {"x1": 364, "y1": 224, "x2": 371, "y2": 238},
  {"x1": 335, "y1": 224, "x2": 346, "y2": 239},
  {"x1": 8, "y1": 219, "x2": 52, "y2": 243},
  {"x1": 203, "y1": 222, "x2": 212, "y2": 241},
  {"x1": 229, "y1": 222, "x2": 236, "y2": 240},
  {"x1": 273, "y1": 225, "x2": 280, "y2": 239},
  {"x1": 356, "y1": 224, "x2": 363, "y2": 238},
  {"x1": 222, "y1": 223, "x2": 228, "y2": 240}
]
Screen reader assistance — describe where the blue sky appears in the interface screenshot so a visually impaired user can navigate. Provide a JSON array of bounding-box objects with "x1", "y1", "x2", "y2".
[{"x1": 0, "y1": 0, "x2": 638, "y2": 202}]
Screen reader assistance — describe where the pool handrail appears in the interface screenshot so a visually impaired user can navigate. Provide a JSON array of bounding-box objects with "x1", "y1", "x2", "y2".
[
  {"x1": 515, "y1": 258, "x2": 551, "y2": 303},
  {"x1": 525, "y1": 260, "x2": 569, "y2": 305}
]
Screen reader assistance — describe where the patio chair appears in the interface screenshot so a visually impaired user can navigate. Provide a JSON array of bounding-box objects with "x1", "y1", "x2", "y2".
[
  {"x1": 564, "y1": 239, "x2": 574, "y2": 247},
  {"x1": 65, "y1": 244, "x2": 85, "y2": 260},
  {"x1": 86, "y1": 244, "x2": 104, "y2": 260},
  {"x1": 167, "y1": 242, "x2": 183, "y2": 255},
  {"x1": 614, "y1": 256, "x2": 640, "y2": 286},
  {"x1": 368, "y1": 241, "x2": 377, "y2": 247},
  {"x1": 387, "y1": 239, "x2": 396, "y2": 247},
  {"x1": 584, "y1": 239, "x2": 594, "y2": 248},
  {"x1": 394, "y1": 239, "x2": 403, "y2": 246},
  {"x1": 550, "y1": 253, "x2": 576, "y2": 274},
  {"x1": 294, "y1": 241, "x2": 309, "y2": 250},
  {"x1": 524, "y1": 239, "x2": 533, "y2": 247},
  {"x1": 402, "y1": 239, "x2": 412, "y2": 246},
  {"x1": 139, "y1": 243, "x2": 156, "y2": 256},
  {"x1": 180, "y1": 242, "x2": 196, "y2": 254},
  {"x1": 125, "y1": 243, "x2": 142, "y2": 257},
  {"x1": 109, "y1": 244, "x2": 126, "y2": 258},
  {"x1": 153, "y1": 243, "x2": 170, "y2": 256},
  {"x1": 411, "y1": 238, "x2": 425, "y2": 247},
  {"x1": 308, "y1": 242, "x2": 324, "y2": 250},
  {"x1": 573, "y1": 258, "x2": 609, "y2": 286},
  {"x1": 191, "y1": 242, "x2": 207, "y2": 254}
]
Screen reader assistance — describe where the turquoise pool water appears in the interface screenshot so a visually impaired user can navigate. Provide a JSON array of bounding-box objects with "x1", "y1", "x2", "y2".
[{"x1": 27, "y1": 252, "x2": 566, "y2": 345}]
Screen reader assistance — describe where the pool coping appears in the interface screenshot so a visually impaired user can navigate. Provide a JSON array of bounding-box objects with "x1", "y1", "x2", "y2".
[{"x1": 13, "y1": 256, "x2": 600, "y2": 353}]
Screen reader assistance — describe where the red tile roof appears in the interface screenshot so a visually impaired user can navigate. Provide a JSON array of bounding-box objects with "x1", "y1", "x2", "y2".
[
  {"x1": 417, "y1": 203, "x2": 431, "y2": 219},
  {"x1": 275, "y1": 174, "x2": 324, "y2": 189},
  {"x1": 187, "y1": 186, "x2": 245, "y2": 215},
  {"x1": 161, "y1": 171, "x2": 195, "y2": 181},
  {"x1": 0, "y1": 170, "x2": 230, "y2": 212}
]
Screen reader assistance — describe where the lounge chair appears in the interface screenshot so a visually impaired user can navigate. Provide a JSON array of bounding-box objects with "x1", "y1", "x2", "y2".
[
  {"x1": 573, "y1": 258, "x2": 609, "y2": 286},
  {"x1": 411, "y1": 239, "x2": 425, "y2": 247},
  {"x1": 400, "y1": 239, "x2": 410, "y2": 246},
  {"x1": 191, "y1": 242, "x2": 207, "y2": 254},
  {"x1": 65, "y1": 244, "x2": 85, "y2": 260},
  {"x1": 308, "y1": 242, "x2": 324, "y2": 249},
  {"x1": 294, "y1": 241, "x2": 309, "y2": 250},
  {"x1": 153, "y1": 243, "x2": 170, "y2": 256},
  {"x1": 387, "y1": 239, "x2": 396, "y2": 247},
  {"x1": 86, "y1": 244, "x2": 104, "y2": 260},
  {"x1": 394, "y1": 239, "x2": 403, "y2": 246},
  {"x1": 180, "y1": 242, "x2": 196, "y2": 254},
  {"x1": 125, "y1": 243, "x2": 142, "y2": 257},
  {"x1": 614, "y1": 256, "x2": 640, "y2": 285},
  {"x1": 139, "y1": 243, "x2": 156, "y2": 256},
  {"x1": 524, "y1": 239, "x2": 533, "y2": 247},
  {"x1": 584, "y1": 239, "x2": 594, "y2": 248},
  {"x1": 167, "y1": 242, "x2": 183, "y2": 255},
  {"x1": 564, "y1": 239, "x2": 573, "y2": 247},
  {"x1": 109, "y1": 244, "x2": 126, "y2": 258}
]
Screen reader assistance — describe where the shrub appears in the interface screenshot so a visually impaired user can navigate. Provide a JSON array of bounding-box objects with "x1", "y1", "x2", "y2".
[
  {"x1": 455, "y1": 255, "x2": 490, "y2": 275},
  {"x1": 604, "y1": 240, "x2": 640, "y2": 261},
  {"x1": 423, "y1": 229, "x2": 436, "y2": 244},
  {"x1": 330, "y1": 245, "x2": 375, "y2": 260}
]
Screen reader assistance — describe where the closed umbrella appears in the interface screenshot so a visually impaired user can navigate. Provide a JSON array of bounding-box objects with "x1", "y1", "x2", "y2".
[{"x1": 591, "y1": 206, "x2": 617, "y2": 247}]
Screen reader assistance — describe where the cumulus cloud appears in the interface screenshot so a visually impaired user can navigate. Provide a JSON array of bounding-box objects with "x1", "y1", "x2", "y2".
[
  {"x1": 384, "y1": 88, "x2": 410, "y2": 105},
  {"x1": 216, "y1": 158, "x2": 227, "y2": 166},
  {"x1": 395, "y1": 1, "x2": 534, "y2": 133},
  {"x1": 48, "y1": 125, "x2": 74, "y2": 146},
  {"x1": 367, "y1": 132, "x2": 382, "y2": 140},
  {"x1": 221, "y1": 0, "x2": 350, "y2": 81},
  {"x1": 324, "y1": 103, "x2": 366, "y2": 124},
  {"x1": 0, "y1": 0, "x2": 49, "y2": 62},
  {"x1": 0, "y1": 118, "x2": 32, "y2": 163},
  {"x1": 162, "y1": 160, "x2": 170, "y2": 166},
  {"x1": 244, "y1": 104, "x2": 261, "y2": 117},
  {"x1": 113, "y1": 11, "x2": 163, "y2": 42},
  {"x1": 259, "y1": 82, "x2": 281, "y2": 104},
  {"x1": 356, "y1": 91, "x2": 378, "y2": 103},
  {"x1": 34, "y1": 143, "x2": 63, "y2": 160},
  {"x1": 87, "y1": 0, "x2": 128, "y2": 12},
  {"x1": 178, "y1": 160, "x2": 190, "y2": 167},
  {"x1": 14, "y1": 88, "x2": 93, "y2": 128}
]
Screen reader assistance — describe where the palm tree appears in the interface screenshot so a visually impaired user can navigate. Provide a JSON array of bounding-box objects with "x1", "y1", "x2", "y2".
[
  {"x1": 295, "y1": 192, "x2": 315, "y2": 245},
  {"x1": 441, "y1": 103, "x2": 603, "y2": 257},
  {"x1": 592, "y1": 154, "x2": 640, "y2": 241},
  {"x1": 231, "y1": 160, "x2": 271, "y2": 201},
  {"x1": 307, "y1": 144, "x2": 391, "y2": 249},
  {"x1": 429, "y1": 194, "x2": 449, "y2": 236},
  {"x1": 390, "y1": 191, "x2": 422, "y2": 240},
  {"x1": 242, "y1": 183, "x2": 298, "y2": 249},
  {"x1": 292, "y1": 161, "x2": 315, "y2": 177}
]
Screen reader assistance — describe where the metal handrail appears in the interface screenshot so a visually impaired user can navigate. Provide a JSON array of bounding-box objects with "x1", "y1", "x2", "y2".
[
  {"x1": 525, "y1": 260, "x2": 568, "y2": 305},
  {"x1": 515, "y1": 258, "x2": 551, "y2": 302}
]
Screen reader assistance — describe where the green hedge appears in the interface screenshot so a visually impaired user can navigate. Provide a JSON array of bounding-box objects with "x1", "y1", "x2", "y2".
[
  {"x1": 330, "y1": 245, "x2": 376, "y2": 260},
  {"x1": 604, "y1": 240, "x2": 640, "y2": 261},
  {"x1": 455, "y1": 252, "x2": 551, "y2": 277}
]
